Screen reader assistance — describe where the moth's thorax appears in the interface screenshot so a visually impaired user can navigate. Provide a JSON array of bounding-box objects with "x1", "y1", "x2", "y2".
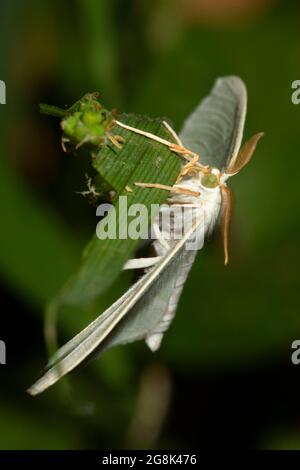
[{"x1": 160, "y1": 172, "x2": 222, "y2": 241}]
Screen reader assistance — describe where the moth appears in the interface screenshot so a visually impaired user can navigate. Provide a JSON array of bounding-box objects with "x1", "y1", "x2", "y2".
[{"x1": 28, "y1": 76, "x2": 263, "y2": 395}]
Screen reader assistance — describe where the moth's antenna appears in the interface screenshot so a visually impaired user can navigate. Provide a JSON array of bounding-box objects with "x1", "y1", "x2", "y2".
[
  {"x1": 226, "y1": 132, "x2": 264, "y2": 176},
  {"x1": 220, "y1": 185, "x2": 233, "y2": 265}
]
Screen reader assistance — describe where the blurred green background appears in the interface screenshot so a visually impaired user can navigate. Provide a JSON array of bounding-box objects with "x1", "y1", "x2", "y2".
[{"x1": 0, "y1": 0, "x2": 300, "y2": 449}]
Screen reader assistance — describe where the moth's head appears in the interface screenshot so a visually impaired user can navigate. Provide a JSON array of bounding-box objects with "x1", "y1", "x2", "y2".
[{"x1": 200, "y1": 167, "x2": 220, "y2": 189}]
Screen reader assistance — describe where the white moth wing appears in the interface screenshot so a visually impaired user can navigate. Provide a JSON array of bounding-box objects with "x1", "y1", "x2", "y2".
[
  {"x1": 28, "y1": 219, "x2": 202, "y2": 395},
  {"x1": 179, "y1": 76, "x2": 247, "y2": 170},
  {"x1": 45, "y1": 273, "x2": 148, "y2": 369},
  {"x1": 96, "y1": 247, "x2": 198, "y2": 351},
  {"x1": 144, "y1": 249, "x2": 197, "y2": 351}
]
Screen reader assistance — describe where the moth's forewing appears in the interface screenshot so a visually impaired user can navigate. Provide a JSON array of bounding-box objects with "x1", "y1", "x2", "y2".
[
  {"x1": 45, "y1": 274, "x2": 148, "y2": 369},
  {"x1": 28, "y1": 220, "x2": 201, "y2": 395},
  {"x1": 180, "y1": 76, "x2": 247, "y2": 170},
  {"x1": 99, "y1": 248, "x2": 197, "y2": 350}
]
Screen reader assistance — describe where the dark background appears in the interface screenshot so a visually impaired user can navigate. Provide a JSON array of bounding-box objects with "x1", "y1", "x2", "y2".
[{"x1": 0, "y1": 0, "x2": 300, "y2": 449}]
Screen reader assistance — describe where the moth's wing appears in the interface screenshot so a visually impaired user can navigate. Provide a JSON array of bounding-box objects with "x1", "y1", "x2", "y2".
[
  {"x1": 101, "y1": 248, "x2": 197, "y2": 352},
  {"x1": 144, "y1": 249, "x2": 197, "y2": 351},
  {"x1": 27, "y1": 269, "x2": 166, "y2": 395},
  {"x1": 45, "y1": 273, "x2": 148, "y2": 369},
  {"x1": 179, "y1": 76, "x2": 247, "y2": 170},
  {"x1": 44, "y1": 249, "x2": 188, "y2": 367},
  {"x1": 28, "y1": 221, "x2": 201, "y2": 395}
]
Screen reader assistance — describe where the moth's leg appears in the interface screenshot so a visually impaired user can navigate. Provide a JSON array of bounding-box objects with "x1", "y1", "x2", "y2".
[
  {"x1": 159, "y1": 122, "x2": 203, "y2": 166},
  {"x1": 115, "y1": 120, "x2": 173, "y2": 147},
  {"x1": 123, "y1": 256, "x2": 162, "y2": 270},
  {"x1": 134, "y1": 182, "x2": 200, "y2": 197},
  {"x1": 115, "y1": 135, "x2": 125, "y2": 145},
  {"x1": 114, "y1": 120, "x2": 195, "y2": 162},
  {"x1": 162, "y1": 120, "x2": 183, "y2": 146},
  {"x1": 135, "y1": 182, "x2": 174, "y2": 191},
  {"x1": 162, "y1": 121, "x2": 206, "y2": 181},
  {"x1": 107, "y1": 132, "x2": 124, "y2": 149},
  {"x1": 166, "y1": 199, "x2": 203, "y2": 207},
  {"x1": 176, "y1": 155, "x2": 201, "y2": 183}
]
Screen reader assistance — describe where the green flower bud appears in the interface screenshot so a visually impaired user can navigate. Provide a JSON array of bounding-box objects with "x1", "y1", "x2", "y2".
[{"x1": 61, "y1": 95, "x2": 115, "y2": 148}]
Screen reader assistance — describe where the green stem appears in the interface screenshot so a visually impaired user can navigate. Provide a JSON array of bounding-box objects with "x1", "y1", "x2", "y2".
[{"x1": 39, "y1": 103, "x2": 68, "y2": 118}]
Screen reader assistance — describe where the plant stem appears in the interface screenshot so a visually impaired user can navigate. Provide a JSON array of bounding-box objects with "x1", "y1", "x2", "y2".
[{"x1": 39, "y1": 103, "x2": 68, "y2": 118}]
